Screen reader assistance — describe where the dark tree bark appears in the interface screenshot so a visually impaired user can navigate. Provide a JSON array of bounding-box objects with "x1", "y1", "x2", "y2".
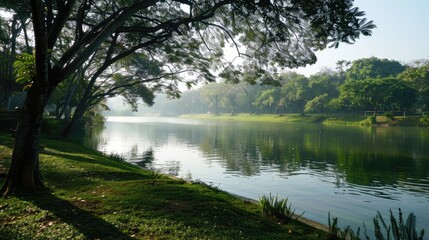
[
  {"x1": 1, "y1": 0, "x2": 51, "y2": 196},
  {"x1": 0, "y1": 86, "x2": 51, "y2": 195}
]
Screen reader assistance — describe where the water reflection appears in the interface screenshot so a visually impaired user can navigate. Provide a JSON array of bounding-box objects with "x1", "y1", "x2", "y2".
[
  {"x1": 130, "y1": 147, "x2": 154, "y2": 168},
  {"x1": 89, "y1": 117, "x2": 429, "y2": 233}
]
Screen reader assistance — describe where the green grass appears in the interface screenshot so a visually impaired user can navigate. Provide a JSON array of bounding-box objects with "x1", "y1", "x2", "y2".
[
  {"x1": 322, "y1": 115, "x2": 367, "y2": 126},
  {"x1": 0, "y1": 132, "x2": 325, "y2": 239},
  {"x1": 389, "y1": 116, "x2": 422, "y2": 127},
  {"x1": 259, "y1": 194, "x2": 303, "y2": 224},
  {"x1": 181, "y1": 113, "x2": 325, "y2": 124},
  {"x1": 181, "y1": 113, "x2": 423, "y2": 127}
]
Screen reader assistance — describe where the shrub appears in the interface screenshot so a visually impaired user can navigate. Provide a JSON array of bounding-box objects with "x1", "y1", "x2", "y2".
[
  {"x1": 384, "y1": 112, "x2": 395, "y2": 120},
  {"x1": 259, "y1": 194, "x2": 303, "y2": 223},
  {"x1": 419, "y1": 115, "x2": 429, "y2": 127},
  {"x1": 367, "y1": 116, "x2": 377, "y2": 124},
  {"x1": 360, "y1": 116, "x2": 377, "y2": 126},
  {"x1": 41, "y1": 118, "x2": 62, "y2": 135}
]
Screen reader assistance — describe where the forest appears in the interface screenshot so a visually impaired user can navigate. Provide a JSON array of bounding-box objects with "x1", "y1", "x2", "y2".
[{"x1": 141, "y1": 57, "x2": 429, "y2": 117}]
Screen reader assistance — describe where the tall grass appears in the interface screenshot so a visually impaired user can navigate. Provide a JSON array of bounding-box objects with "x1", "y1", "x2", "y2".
[
  {"x1": 366, "y1": 209, "x2": 425, "y2": 240},
  {"x1": 259, "y1": 194, "x2": 304, "y2": 223},
  {"x1": 326, "y1": 209, "x2": 425, "y2": 240},
  {"x1": 327, "y1": 212, "x2": 360, "y2": 240}
]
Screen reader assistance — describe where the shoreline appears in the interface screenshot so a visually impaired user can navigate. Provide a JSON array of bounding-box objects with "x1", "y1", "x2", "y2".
[
  {"x1": 179, "y1": 113, "x2": 424, "y2": 127},
  {"x1": 0, "y1": 132, "x2": 328, "y2": 239}
]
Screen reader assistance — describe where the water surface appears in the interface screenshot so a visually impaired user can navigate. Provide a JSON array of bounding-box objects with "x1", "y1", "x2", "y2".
[{"x1": 86, "y1": 116, "x2": 429, "y2": 235}]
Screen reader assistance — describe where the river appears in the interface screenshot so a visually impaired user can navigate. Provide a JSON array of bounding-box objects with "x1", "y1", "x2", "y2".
[{"x1": 84, "y1": 116, "x2": 429, "y2": 235}]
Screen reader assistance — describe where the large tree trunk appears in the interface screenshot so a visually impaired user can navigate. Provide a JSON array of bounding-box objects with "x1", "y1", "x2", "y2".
[
  {"x1": 1, "y1": 86, "x2": 51, "y2": 196},
  {"x1": 62, "y1": 102, "x2": 86, "y2": 138},
  {"x1": 1, "y1": 0, "x2": 55, "y2": 196}
]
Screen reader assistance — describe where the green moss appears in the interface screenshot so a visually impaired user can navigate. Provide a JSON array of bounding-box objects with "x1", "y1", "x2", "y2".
[{"x1": 0, "y1": 133, "x2": 324, "y2": 239}]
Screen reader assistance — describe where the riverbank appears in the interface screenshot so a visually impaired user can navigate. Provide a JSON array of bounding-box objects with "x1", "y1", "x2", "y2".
[
  {"x1": 180, "y1": 113, "x2": 423, "y2": 127},
  {"x1": 0, "y1": 133, "x2": 326, "y2": 239}
]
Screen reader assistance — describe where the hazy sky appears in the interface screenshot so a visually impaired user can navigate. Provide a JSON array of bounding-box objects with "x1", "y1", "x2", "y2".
[{"x1": 295, "y1": 0, "x2": 429, "y2": 76}]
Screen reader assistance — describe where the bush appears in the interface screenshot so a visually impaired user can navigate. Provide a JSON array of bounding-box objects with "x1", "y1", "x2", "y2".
[
  {"x1": 367, "y1": 116, "x2": 377, "y2": 124},
  {"x1": 41, "y1": 118, "x2": 62, "y2": 135},
  {"x1": 384, "y1": 112, "x2": 395, "y2": 120},
  {"x1": 360, "y1": 116, "x2": 377, "y2": 126},
  {"x1": 419, "y1": 115, "x2": 429, "y2": 127}
]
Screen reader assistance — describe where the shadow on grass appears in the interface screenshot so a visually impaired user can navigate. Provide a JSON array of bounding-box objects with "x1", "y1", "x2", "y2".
[
  {"x1": 42, "y1": 150, "x2": 141, "y2": 174},
  {"x1": 106, "y1": 181, "x2": 318, "y2": 239},
  {"x1": 21, "y1": 191, "x2": 132, "y2": 240}
]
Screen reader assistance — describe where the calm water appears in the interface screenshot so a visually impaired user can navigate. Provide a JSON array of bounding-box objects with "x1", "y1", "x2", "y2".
[{"x1": 86, "y1": 116, "x2": 429, "y2": 235}]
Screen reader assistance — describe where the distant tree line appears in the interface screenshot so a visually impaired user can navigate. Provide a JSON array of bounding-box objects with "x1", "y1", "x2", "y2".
[{"x1": 147, "y1": 57, "x2": 429, "y2": 116}]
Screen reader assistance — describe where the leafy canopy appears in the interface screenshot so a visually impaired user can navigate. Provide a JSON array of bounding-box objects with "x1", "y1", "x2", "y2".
[{"x1": 3, "y1": 0, "x2": 375, "y2": 90}]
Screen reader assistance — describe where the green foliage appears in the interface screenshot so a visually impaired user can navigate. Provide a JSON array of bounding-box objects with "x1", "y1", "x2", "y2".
[
  {"x1": 368, "y1": 116, "x2": 377, "y2": 124},
  {"x1": 327, "y1": 212, "x2": 360, "y2": 240},
  {"x1": 361, "y1": 116, "x2": 377, "y2": 125},
  {"x1": 327, "y1": 213, "x2": 340, "y2": 239},
  {"x1": 281, "y1": 74, "x2": 312, "y2": 115},
  {"x1": 346, "y1": 57, "x2": 406, "y2": 81},
  {"x1": 254, "y1": 89, "x2": 280, "y2": 110},
  {"x1": 365, "y1": 209, "x2": 425, "y2": 240},
  {"x1": 398, "y1": 61, "x2": 429, "y2": 110},
  {"x1": 336, "y1": 78, "x2": 416, "y2": 113},
  {"x1": 13, "y1": 52, "x2": 35, "y2": 88},
  {"x1": 419, "y1": 115, "x2": 429, "y2": 127},
  {"x1": 41, "y1": 118, "x2": 62, "y2": 136},
  {"x1": 149, "y1": 169, "x2": 163, "y2": 180},
  {"x1": 259, "y1": 194, "x2": 303, "y2": 223},
  {"x1": 305, "y1": 93, "x2": 330, "y2": 113},
  {"x1": 384, "y1": 112, "x2": 395, "y2": 120}
]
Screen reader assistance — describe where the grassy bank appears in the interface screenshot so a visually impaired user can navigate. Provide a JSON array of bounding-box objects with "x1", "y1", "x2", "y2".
[
  {"x1": 181, "y1": 113, "x2": 423, "y2": 127},
  {"x1": 180, "y1": 113, "x2": 325, "y2": 124},
  {"x1": 0, "y1": 133, "x2": 325, "y2": 239}
]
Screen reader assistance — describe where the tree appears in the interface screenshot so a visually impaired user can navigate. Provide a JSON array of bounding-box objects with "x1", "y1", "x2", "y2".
[
  {"x1": 335, "y1": 78, "x2": 416, "y2": 114},
  {"x1": 305, "y1": 93, "x2": 330, "y2": 113},
  {"x1": 346, "y1": 57, "x2": 406, "y2": 81},
  {"x1": 1, "y1": 0, "x2": 374, "y2": 195},
  {"x1": 336, "y1": 60, "x2": 351, "y2": 81},
  {"x1": 200, "y1": 83, "x2": 225, "y2": 115},
  {"x1": 254, "y1": 88, "x2": 282, "y2": 114},
  {"x1": 0, "y1": 7, "x2": 31, "y2": 108},
  {"x1": 305, "y1": 70, "x2": 342, "y2": 113},
  {"x1": 60, "y1": 52, "x2": 165, "y2": 137},
  {"x1": 383, "y1": 78, "x2": 416, "y2": 112},
  {"x1": 235, "y1": 81, "x2": 262, "y2": 114},
  {"x1": 281, "y1": 74, "x2": 312, "y2": 115},
  {"x1": 220, "y1": 84, "x2": 241, "y2": 115},
  {"x1": 398, "y1": 61, "x2": 429, "y2": 111}
]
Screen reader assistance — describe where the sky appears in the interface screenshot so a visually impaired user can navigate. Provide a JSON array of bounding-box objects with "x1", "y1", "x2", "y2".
[{"x1": 295, "y1": 0, "x2": 429, "y2": 76}]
